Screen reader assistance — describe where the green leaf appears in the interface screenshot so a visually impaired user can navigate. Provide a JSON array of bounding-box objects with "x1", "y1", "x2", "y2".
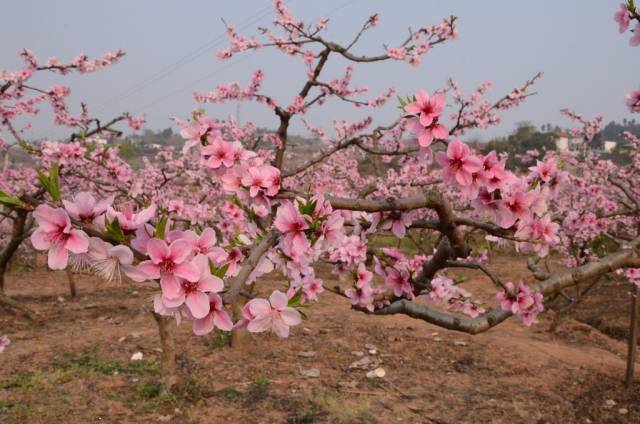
[
  {"x1": 297, "y1": 198, "x2": 317, "y2": 217},
  {"x1": 287, "y1": 288, "x2": 304, "y2": 308},
  {"x1": 154, "y1": 215, "x2": 168, "y2": 240},
  {"x1": 298, "y1": 309, "x2": 308, "y2": 321},
  {"x1": 209, "y1": 261, "x2": 229, "y2": 279},
  {"x1": 36, "y1": 164, "x2": 61, "y2": 202},
  {"x1": 104, "y1": 216, "x2": 125, "y2": 243},
  {"x1": 0, "y1": 190, "x2": 22, "y2": 207},
  {"x1": 49, "y1": 164, "x2": 61, "y2": 202},
  {"x1": 37, "y1": 170, "x2": 52, "y2": 193}
]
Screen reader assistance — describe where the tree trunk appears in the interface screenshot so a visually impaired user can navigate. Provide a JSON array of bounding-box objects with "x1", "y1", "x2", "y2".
[
  {"x1": 66, "y1": 268, "x2": 77, "y2": 298},
  {"x1": 626, "y1": 284, "x2": 639, "y2": 387},
  {"x1": 0, "y1": 292, "x2": 39, "y2": 321},
  {"x1": 0, "y1": 210, "x2": 28, "y2": 293},
  {"x1": 152, "y1": 312, "x2": 178, "y2": 391},
  {"x1": 0, "y1": 211, "x2": 39, "y2": 321},
  {"x1": 230, "y1": 293, "x2": 253, "y2": 349}
]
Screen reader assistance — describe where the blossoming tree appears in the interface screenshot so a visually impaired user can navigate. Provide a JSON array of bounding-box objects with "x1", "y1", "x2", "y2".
[{"x1": 2, "y1": 1, "x2": 640, "y2": 390}]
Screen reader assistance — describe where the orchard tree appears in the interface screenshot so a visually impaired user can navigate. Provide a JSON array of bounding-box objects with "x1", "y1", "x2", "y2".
[{"x1": 1, "y1": 1, "x2": 640, "y2": 391}]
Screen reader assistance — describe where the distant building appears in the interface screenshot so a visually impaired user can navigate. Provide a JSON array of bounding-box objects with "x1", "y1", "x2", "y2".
[
  {"x1": 554, "y1": 132, "x2": 583, "y2": 152},
  {"x1": 603, "y1": 140, "x2": 617, "y2": 153}
]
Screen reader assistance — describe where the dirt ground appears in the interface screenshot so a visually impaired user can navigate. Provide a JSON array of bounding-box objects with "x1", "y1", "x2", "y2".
[{"x1": 1, "y1": 256, "x2": 639, "y2": 424}]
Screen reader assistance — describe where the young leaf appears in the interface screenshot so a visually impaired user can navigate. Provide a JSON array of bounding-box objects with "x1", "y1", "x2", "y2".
[
  {"x1": 154, "y1": 215, "x2": 168, "y2": 239},
  {"x1": 104, "y1": 216, "x2": 125, "y2": 243},
  {"x1": 0, "y1": 191, "x2": 22, "y2": 208},
  {"x1": 36, "y1": 164, "x2": 61, "y2": 202},
  {"x1": 287, "y1": 288, "x2": 304, "y2": 308},
  {"x1": 48, "y1": 164, "x2": 61, "y2": 202},
  {"x1": 298, "y1": 309, "x2": 308, "y2": 321},
  {"x1": 209, "y1": 262, "x2": 229, "y2": 279}
]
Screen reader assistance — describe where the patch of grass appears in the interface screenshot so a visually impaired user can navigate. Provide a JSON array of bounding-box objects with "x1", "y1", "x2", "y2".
[
  {"x1": 208, "y1": 330, "x2": 232, "y2": 350},
  {"x1": 0, "y1": 370, "x2": 68, "y2": 393},
  {"x1": 285, "y1": 410, "x2": 320, "y2": 424},
  {"x1": 135, "y1": 380, "x2": 162, "y2": 399},
  {"x1": 0, "y1": 399, "x2": 34, "y2": 424},
  {"x1": 55, "y1": 346, "x2": 159, "y2": 376},
  {"x1": 172, "y1": 375, "x2": 214, "y2": 402},
  {"x1": 220, "y1": 386, "x2": 241, "y2": 401},
  {"x1": 245, "y1": 377, "x2": 270, "y2": 403},
  {"x1": 314, "y1": 395, "x2": 377, "y2": 424}
]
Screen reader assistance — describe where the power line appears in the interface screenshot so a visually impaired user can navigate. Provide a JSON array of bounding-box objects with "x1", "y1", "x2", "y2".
[
  {"x1": 95, "y1": 1, "x2": 294, "y2": 113},
  {"x1": 136, "y1": 52, "x2": 256, "y2": 112},
  {"x1": 135, "y1": 0, "x2": 358, "y2": 115}
]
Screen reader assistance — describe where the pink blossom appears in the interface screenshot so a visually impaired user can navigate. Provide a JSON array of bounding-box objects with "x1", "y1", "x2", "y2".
[
  {"x1": 387, "y1": 47, "x2": 406, "y2": 60},
  {"x1": 381, "y1": 212, "x2": 412, "y2": 238},
  {"x1": 318, "y1": 213, "x2": 344, "y2": 247},
  {"x1": 138, "y1": 238, "x2": 199, "y2": 300},
  {"x1": 355, "y1": 263, "x2": 372, "y2": 288},
  {"x1": 192, "y1": 293, "x2": 233, "y2": 335},
  {"x1": 631, "y1": 23, "x2": 640, "y2": 46},
  {"x1": 88, "y1": 237, "x2": 147, "y2": 283},
  {"x1": 626, "y1": 89, "x2": 640, "y2": 113},
  {"x1": 31, "y1": 205, "x2": 89, "y2": 269},
  {"x1": 408, "y1": 117, "x2": 448, "y2": 148},
  {"x1": 528, "y1": 158, "x2": 557, "y2": 183},
  {"x1": 302, "y1": 275, "x2": 324, "y2": 301},
  {"x1": 500, "y1": 187, "x2": 535, "y2": 228},
  {"x1": 404, "y1": 91, "x2": 445, "y2": 127},
  {"x1": 107, "y1": 203, "x2": 156, "y2": 233},
  {"x1": 181, "y1": 228, "x2": 218, "y2": 256},
  {"x1": 345, "y1": 285, "x2": 375, "y2": 311},
  {"x1": 385, "y1": 266, "x2": 413, "y2": 298},
  {"x1": 241, "y1": 290, "x2": 302, "y2": 337},
  {"x1": 63, "y1": 192, "x2": 113, "y2": 224},
  {"x1": 159, "y1": 254, "x2": 223, "y2": 319},
  {"x1": 614, "y1": 3, "x2": 631, "y2": 33},
  {"x1": 0, "y1": 335, "x2": 9, "y2": 353},
  {"x1": 201, "y1": 138, "x2": 235, "y2": 169},
  {"x1": 436, "y1": 139, "x2": 483, "y2": 186},
  {"x1": 496, "y1": 281, "x2": 544, "y2": 326},
  {"x1": 274, "y1": 201, "x2": 310, "y2": 255},
  {"x1": 625, "y1": 268, "x2": 640, "y2": 288}
]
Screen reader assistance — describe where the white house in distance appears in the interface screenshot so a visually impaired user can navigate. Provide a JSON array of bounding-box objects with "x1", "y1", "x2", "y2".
[
  {"x1": 603, "y1": 140, "x2": 617, "y2": 153},
  {"x1": 554, "y1": 132, "x2": 584, "y2": 152},
  {"x1": 554, "y1": 132, "x2": 617, "y2": 154}
]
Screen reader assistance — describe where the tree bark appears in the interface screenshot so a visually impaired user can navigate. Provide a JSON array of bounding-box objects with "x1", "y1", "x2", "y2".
[
  {"x1": 152, "y1": 312, "x2": 178, "y2": 391},
  {"x1": 0, "y1": 292, "x2": 39, "y2": 321},
  {"x1": 626, "y1": 284, "x2": 639, "y2": 387},
  {"x1": 66, "y1": 268, "x2": 77, "y2": 298},
  {"x1": 230, "y1": 291, "x2": 252, "y2": 349},
  {"x1": 0, "y1": 210, "x2": 28, "y2": 293}
]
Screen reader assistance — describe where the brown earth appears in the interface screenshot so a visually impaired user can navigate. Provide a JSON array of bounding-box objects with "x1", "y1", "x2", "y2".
[{"x1": 1, "y1": 256, "x2": 639, "y2": 424}]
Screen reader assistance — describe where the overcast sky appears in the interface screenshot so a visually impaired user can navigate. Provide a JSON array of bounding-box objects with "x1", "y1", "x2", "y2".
[{"x1": 1, "y1": 0, "x2": 638, "y2": 141}]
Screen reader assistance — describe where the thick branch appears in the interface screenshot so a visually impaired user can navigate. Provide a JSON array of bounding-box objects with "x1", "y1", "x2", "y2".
[{"x1": 223, "y1": 230, "x2": 279, "y2": 303}]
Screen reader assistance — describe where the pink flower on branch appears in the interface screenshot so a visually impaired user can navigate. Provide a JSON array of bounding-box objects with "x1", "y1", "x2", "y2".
[
  {"x1": 274, "y1": 201, "x2": 310, "y2": 256},
  {"x1": 239, "y1": 290, "x2": 302, "y2": 338},
  {"x1": 614, "y1": 3, "x2": 631, "y2": 33},
  {"x1": 626, "y1": 89, "x2": 640, "y2": 113},
  {"x1": 107, "y1": 203, "x2": 156, "y2": 233},
  {"x1": 31, "y1": 205, "x2": 89, "y2": 270},
  {"x1": 192, "y1": 293, "x2": 233, "y2": 335},
  {"x1": 496, "y1": 281, "x2": 544, "y2": 326},
  {"x1": 138, "y1": 239, "x2": 200, "y2": 305},
  {"x1": 160, "y1": 254, "x2": 224, "y2": 319},
  {"x1": 435, "y1": 139, "x2": 483, "y2": 186},
  {"x1": 63, "y1": 192, "x2": 113, "y2": 224},
  {"x1": 88, "y1": 237, "x2": 147, "y2": 283},
  {"x1": 404, "y1": 91, "x2": 445, "y2": 127},
  {"x1": 0, "y1": 335, "x2": 10, "y2": 353}
]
